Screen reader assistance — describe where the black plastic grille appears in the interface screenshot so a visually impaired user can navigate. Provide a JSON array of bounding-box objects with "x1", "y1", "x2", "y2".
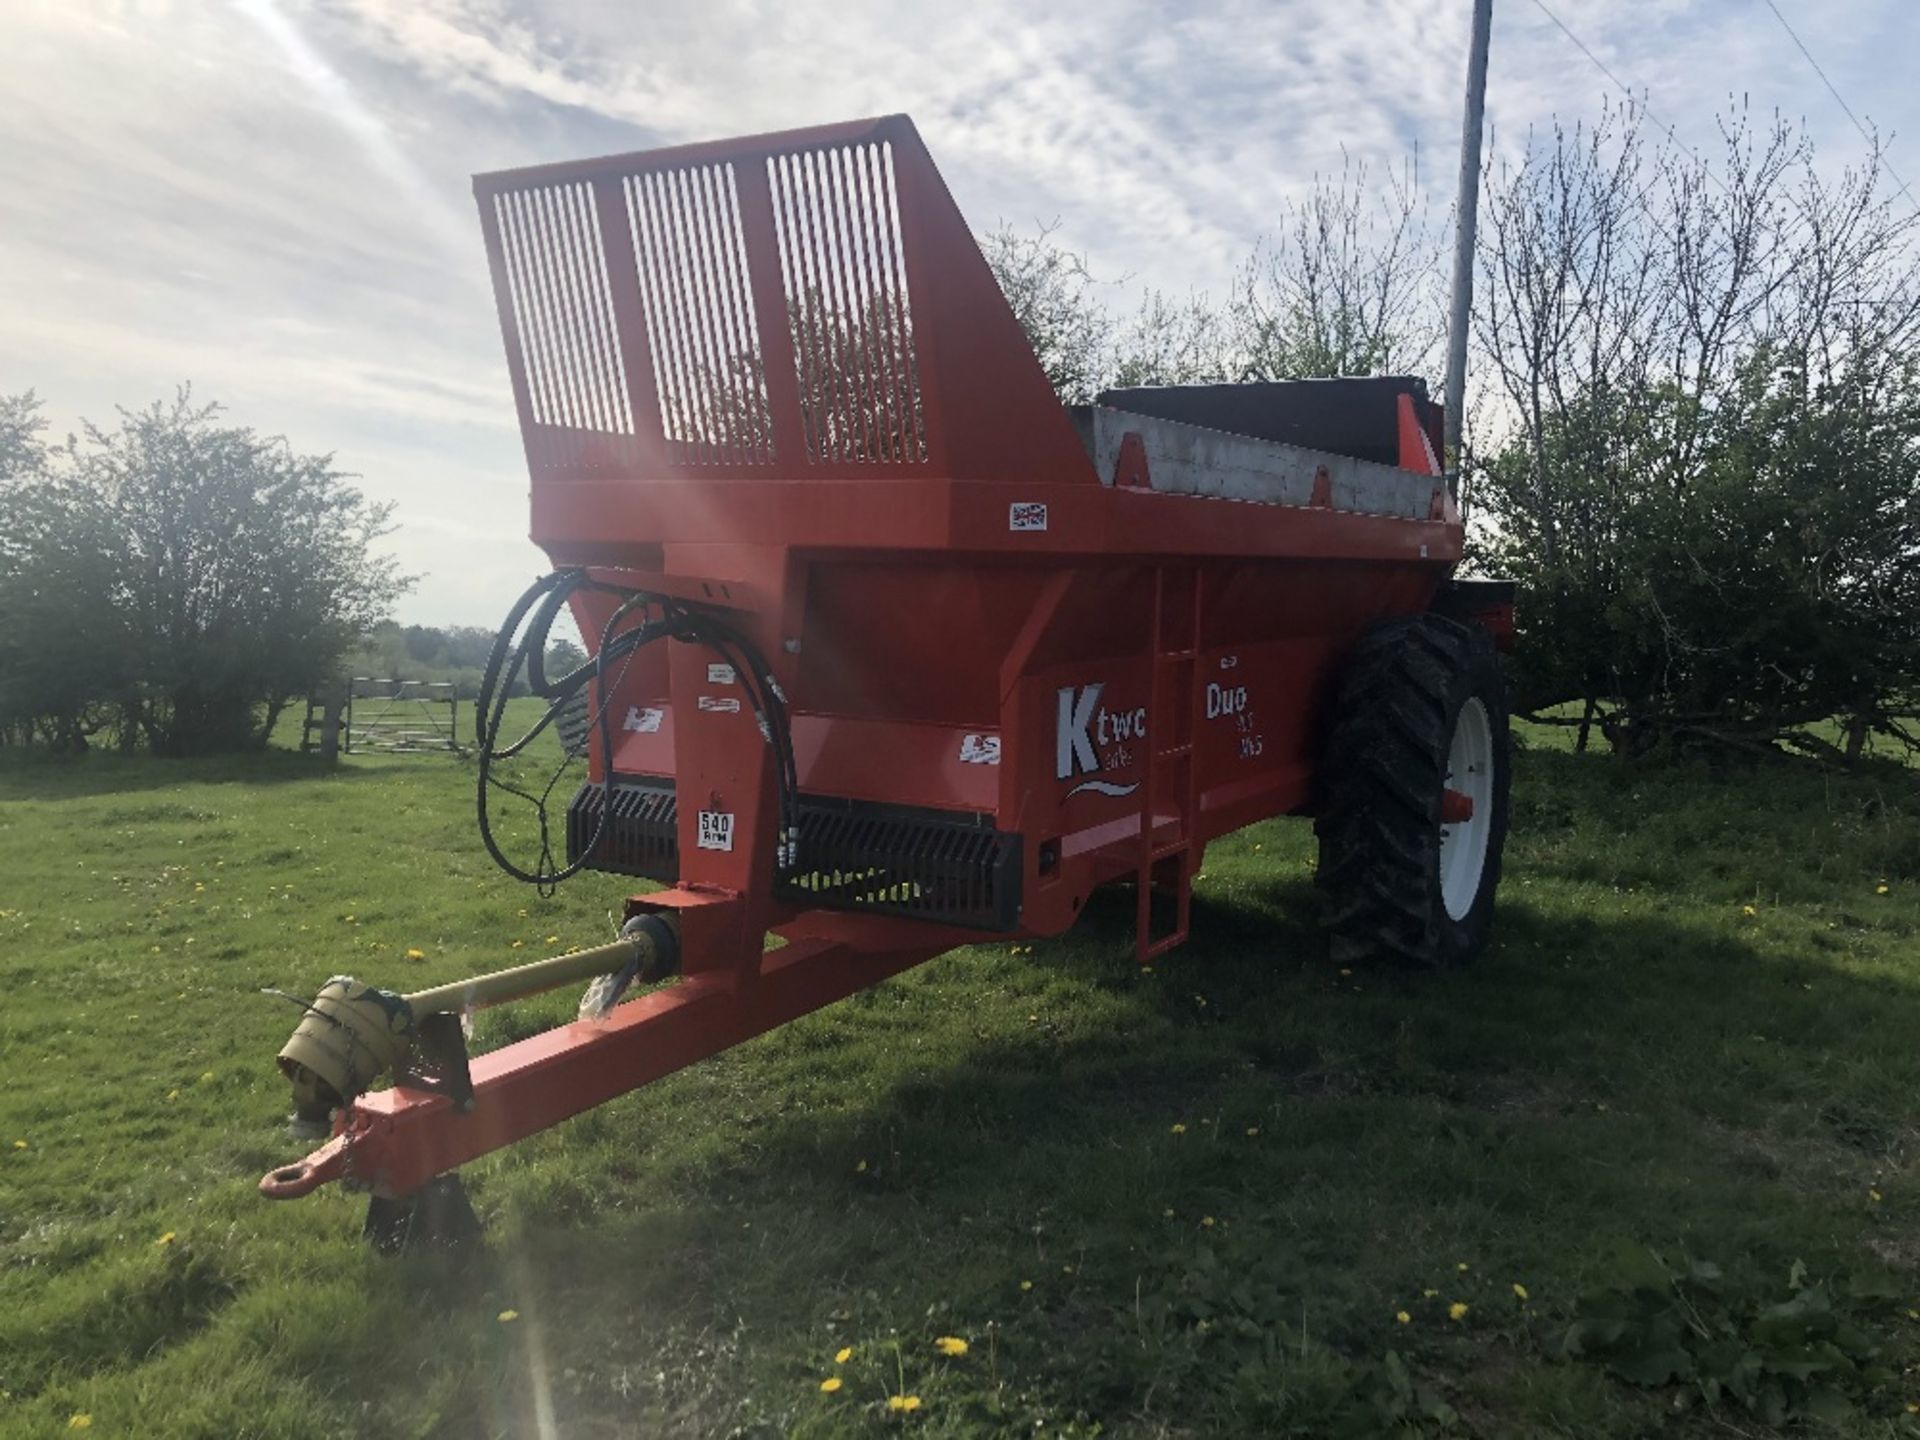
[
  {"x1": 567, "y1": 776, "x2": 678, "y2": 877},
  {"x1": 567, "y1": 779, "x2": 1021, "y2": 931}
]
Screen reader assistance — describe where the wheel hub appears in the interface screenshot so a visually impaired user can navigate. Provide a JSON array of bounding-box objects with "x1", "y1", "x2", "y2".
[{"x1": 1438, "y1": 697, "x2": 1493, "y2": 921}]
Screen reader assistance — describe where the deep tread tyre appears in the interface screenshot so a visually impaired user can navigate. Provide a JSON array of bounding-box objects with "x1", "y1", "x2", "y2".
[{"x1": 1315, "y1": 613, "x2": 1510, "y2": 970}]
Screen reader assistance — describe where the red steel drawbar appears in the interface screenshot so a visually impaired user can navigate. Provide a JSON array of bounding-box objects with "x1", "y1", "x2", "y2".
[{"x1": 262, "y1": 115, "x2": 1480, "y2": 1207}]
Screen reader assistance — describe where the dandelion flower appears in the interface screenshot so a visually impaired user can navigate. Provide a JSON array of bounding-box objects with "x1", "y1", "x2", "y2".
[
  {"x1": 199, "y1": 1071, "x2": 214, "y2": 1083},
  {"x1": 835, "y1": 1346, "x2": 853, "y2": 1364},
  {"x1": 157, "y1": 1231, "x2": 177, "y2": 1246},
  {"x1": 1396, "y1": 1310, "x2": 1412, "y2": 1324},
  {"x1": 1422, "y1": 1288, "x2": 1439, "y2": 1299},
  {"x1": 935, "y1": 1336, "x2": 969, "y2": 1357},
  {"x1": 1020, "y1": 1280, "x2": 1033, "y2": 1292},
  {"x1": 1456, "y1": 1262, "x2": 1469, "y2": 1273},
  {"x1": 1170, "y1": 1123, "x2": 1187, "y2": 1135},
  {"x1": 1740, "y1": 904, "x2": 1756, "y2": 917},
  {"x1": 1448, "y1": 1302, "x2": 1469, "y2": 1322},
  {"x1": 1201, "y1": 1216, "x2": 1216, "y2": 1228},
  {"x1": 69, "y1": 1417, "x2": 92, "y2": 1431},
  {"x1": 856, "y1": 1159, "x2": 868, "y2": 1174},
  {"x1": 1163, "y1": 1207, "x2": 1175, "y2": 1219},
  {"x1": 545, "y1": 935, "x2": 560, "y2": 945},
  {"x1": 498, "y1": 1309, "x2": 520, "y2": 1323},
  {"x1": 1876, "y1": 882, "x2": 1889, "y2": 895},
  {"x1": 819, "y1": 1376, "x2": 842, "y2": 1393},
  {"x1": 887, "y1": 1394, "x2": 922, "y2": 1412},
  {"x1": 11, "y1": 1140, "x2": 25, "y2": 1150},
  {"x1": 406, "y1": 948, "x2": 426, "y2": 960},
  {"x1": 1245, "y1": 1126, "x2": 1259, "y2": 1137},
  {"x1": 1512, "y1": 1283, "x2": 1529, "y2": 1301},
  {"x1": 1870, "y1": 1189, "x2": 1884, "y2": 1203}
]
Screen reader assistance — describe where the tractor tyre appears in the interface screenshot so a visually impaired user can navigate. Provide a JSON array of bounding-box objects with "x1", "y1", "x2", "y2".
[{"x1": 1315, "y1": 612, "x2": 1510, "y2": 970}]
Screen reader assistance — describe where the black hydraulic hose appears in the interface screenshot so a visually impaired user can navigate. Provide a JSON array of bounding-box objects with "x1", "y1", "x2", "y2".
[
  {"x1": 474, "y1": 571, "x2": 800, "y2": 890},
  {"x1": 475, "y1": 570, "x2": 574, "y2": 749}
]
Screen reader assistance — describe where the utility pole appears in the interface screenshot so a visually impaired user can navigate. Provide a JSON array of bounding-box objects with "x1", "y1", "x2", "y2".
[{"x1": 1443, "y1": 0, "x2": 1494, "y2": 499}]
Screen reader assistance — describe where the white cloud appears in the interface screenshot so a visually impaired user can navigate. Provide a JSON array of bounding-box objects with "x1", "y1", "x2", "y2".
[{"x1": 0, "y1": 0, "x2": 1912, "y2": 624}]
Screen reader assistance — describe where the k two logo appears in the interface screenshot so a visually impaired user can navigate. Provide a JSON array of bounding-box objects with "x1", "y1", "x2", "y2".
[{"x1": 1056, "y1": 683, "x2": 1145, "y2": 799}]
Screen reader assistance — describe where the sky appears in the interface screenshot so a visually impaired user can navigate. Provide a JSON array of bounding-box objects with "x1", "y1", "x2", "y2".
[{"x1": 1, "y1": 0, "x2": 1913, "y2": 625}]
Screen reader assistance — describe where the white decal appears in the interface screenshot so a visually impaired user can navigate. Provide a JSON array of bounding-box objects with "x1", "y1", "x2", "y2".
[
  {"x1": 696, "y1": 810, "x2": 735, "y2": 852},
  {"x1": 1009, "y1": 501, "x2": 1049, "y2": 532},
  {"x1": 1218, "y1": 654, "x2": 1239, "y2": 670},
  {"x1": 622, "y1": 706, "x2": 663, "y2": 734},
  {"x1": 1057, "y1": 683, "x2": 1102, "y2": 779},
  {"x1": 1206, "y1": 682, "x2": 1249, "y2": 719},
  {"x1": 1055, "y1": 682, "x2": 1143, "y2": 798},
  {"x1": 706, "y1": 662, "x2": 736, "y2": 685},
  {"x1": 959, "y1": 733, "x2": 1001, "y2": 765},
  {"x1": 697, "y1": 695, "x2": 742, "y2": 714},
  {"x1": 1066, "y1": 778, "x2": 1141, "y2": 798}
]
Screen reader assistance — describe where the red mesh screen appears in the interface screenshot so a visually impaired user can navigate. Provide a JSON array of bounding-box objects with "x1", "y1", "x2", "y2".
[
  {"x1": 475, "y1": 115, "x2": 1092, "y2": 487},
  {"x1": 491, "y1": 180, "x2": 633, "y2": 436},
  {"x1": 767, "y1": 142, "x2": 926, "y2": 465}
]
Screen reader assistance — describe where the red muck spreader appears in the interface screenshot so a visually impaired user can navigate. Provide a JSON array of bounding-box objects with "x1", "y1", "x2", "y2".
[{"x1": 262, "y1": 115, "x2": 1514, "y2": 1245}]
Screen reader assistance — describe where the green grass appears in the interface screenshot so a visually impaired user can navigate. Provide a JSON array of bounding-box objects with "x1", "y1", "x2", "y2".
[{"x1": 1, "y1": 719, "x2": 1918, "y2": 1438}]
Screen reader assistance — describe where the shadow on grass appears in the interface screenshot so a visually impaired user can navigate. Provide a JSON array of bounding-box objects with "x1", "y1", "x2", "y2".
[
  {"x1": 0, "y1": 745, "x2": 429, "y2": 801},
  {"x1": 373, "y1": 867, "x2": 1920, "y2": 1436}
]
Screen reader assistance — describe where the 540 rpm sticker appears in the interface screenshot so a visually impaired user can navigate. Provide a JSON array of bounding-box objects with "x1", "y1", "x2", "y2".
[{"x1": 696, "y1": 810, "x2": 735, "y2": 851}]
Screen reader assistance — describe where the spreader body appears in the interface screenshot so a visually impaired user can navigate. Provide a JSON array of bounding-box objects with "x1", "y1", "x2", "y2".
[
  {"x1": 261, "y1": 114, "x2": 1509, "y2": 1217},
  {"x1": 479, "y1": 114, "x2": 1470, "y2": 955}
]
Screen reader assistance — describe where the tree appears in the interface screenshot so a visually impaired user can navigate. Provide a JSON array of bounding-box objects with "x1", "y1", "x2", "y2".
[
  {"x1": 0, "y1": 391, "x2": 49, "y2": 482},
  {"x1": 0, "y1": 397, "x2": 134, "y2": 751},
  {"x1": 1232, "y1": 153, "x2": 1441, "y2": 382},
  {"x1": 1472, "y1": 104, "x2": 1920, "y2": 756},
  {"x1": 983, "y1": 163, "x2": 1441, "y2": 403},
  {"x1": 979, "y1": 223, "x2": 1114, "y2": 404},
  {"x1": 0, "y1": 389, "x2": 410, "y2": 754}
]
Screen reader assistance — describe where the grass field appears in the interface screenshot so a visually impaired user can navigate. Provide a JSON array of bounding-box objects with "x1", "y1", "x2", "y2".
[{"x1": 2, "y1": 716, "x2": 1918, "y2": 1438}]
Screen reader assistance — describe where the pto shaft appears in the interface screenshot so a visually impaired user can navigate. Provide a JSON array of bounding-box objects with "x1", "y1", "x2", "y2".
[
  {"x1": 274, "y1": 914, "x2": 680, "y2": 1126},
  {"x1": 403, "y1": 934, "x2": 659, "y2": 1016}
]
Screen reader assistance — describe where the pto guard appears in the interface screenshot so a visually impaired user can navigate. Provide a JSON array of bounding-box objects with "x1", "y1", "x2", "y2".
[{"x1": 276, "y1": 976, "x2": 414, "y2": 1123}]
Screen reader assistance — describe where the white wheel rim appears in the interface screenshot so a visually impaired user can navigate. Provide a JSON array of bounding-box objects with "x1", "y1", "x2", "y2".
[{"x1": 1439, "y1": 697, "x2": 1493, "y2": 922}]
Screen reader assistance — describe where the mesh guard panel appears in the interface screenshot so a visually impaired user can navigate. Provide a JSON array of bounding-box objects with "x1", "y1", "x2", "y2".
[{"x1": 567, "y1": 779, "x2": 1021, "y2": 932}]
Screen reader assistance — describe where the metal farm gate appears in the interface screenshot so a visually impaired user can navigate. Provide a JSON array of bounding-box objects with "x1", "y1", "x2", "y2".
[{"x1": 344, "y1": 679, "x2": 464, "y2": 756}]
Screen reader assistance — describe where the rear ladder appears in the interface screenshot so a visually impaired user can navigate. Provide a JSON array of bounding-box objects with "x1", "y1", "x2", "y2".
[{"x1": 1136, "y1": 566, "x2": 1202, "y2": 962}]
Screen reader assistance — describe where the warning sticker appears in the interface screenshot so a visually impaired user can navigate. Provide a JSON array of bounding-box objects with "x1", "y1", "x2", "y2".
[
  {"x1": 696, "y1": 811, "x2": 735, "y2": 852},
  {"x1": 622, "y1": 706, "x2": 664, "y2": 734},
  {"x1": 1008, "y1": 501, "x2": 1049, "y2": 532},
  {"x1": 959, "y1": 733, "x2": 1001, "y2": 765},
  {"x1": 706, "y1": 662, "x2": 736, "y2": 685},
  {"x1": 697, "y1": 695, "x2": 742, "y2": 714}
]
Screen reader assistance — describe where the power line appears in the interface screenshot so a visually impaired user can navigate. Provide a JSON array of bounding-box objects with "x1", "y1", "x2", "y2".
[
  {"x1": 1757, "y1": 0, "x2": 1917, "y2": 210},
  {"x1": 1526, "y1": 0, "x2": 1730, "y2": 197}
]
